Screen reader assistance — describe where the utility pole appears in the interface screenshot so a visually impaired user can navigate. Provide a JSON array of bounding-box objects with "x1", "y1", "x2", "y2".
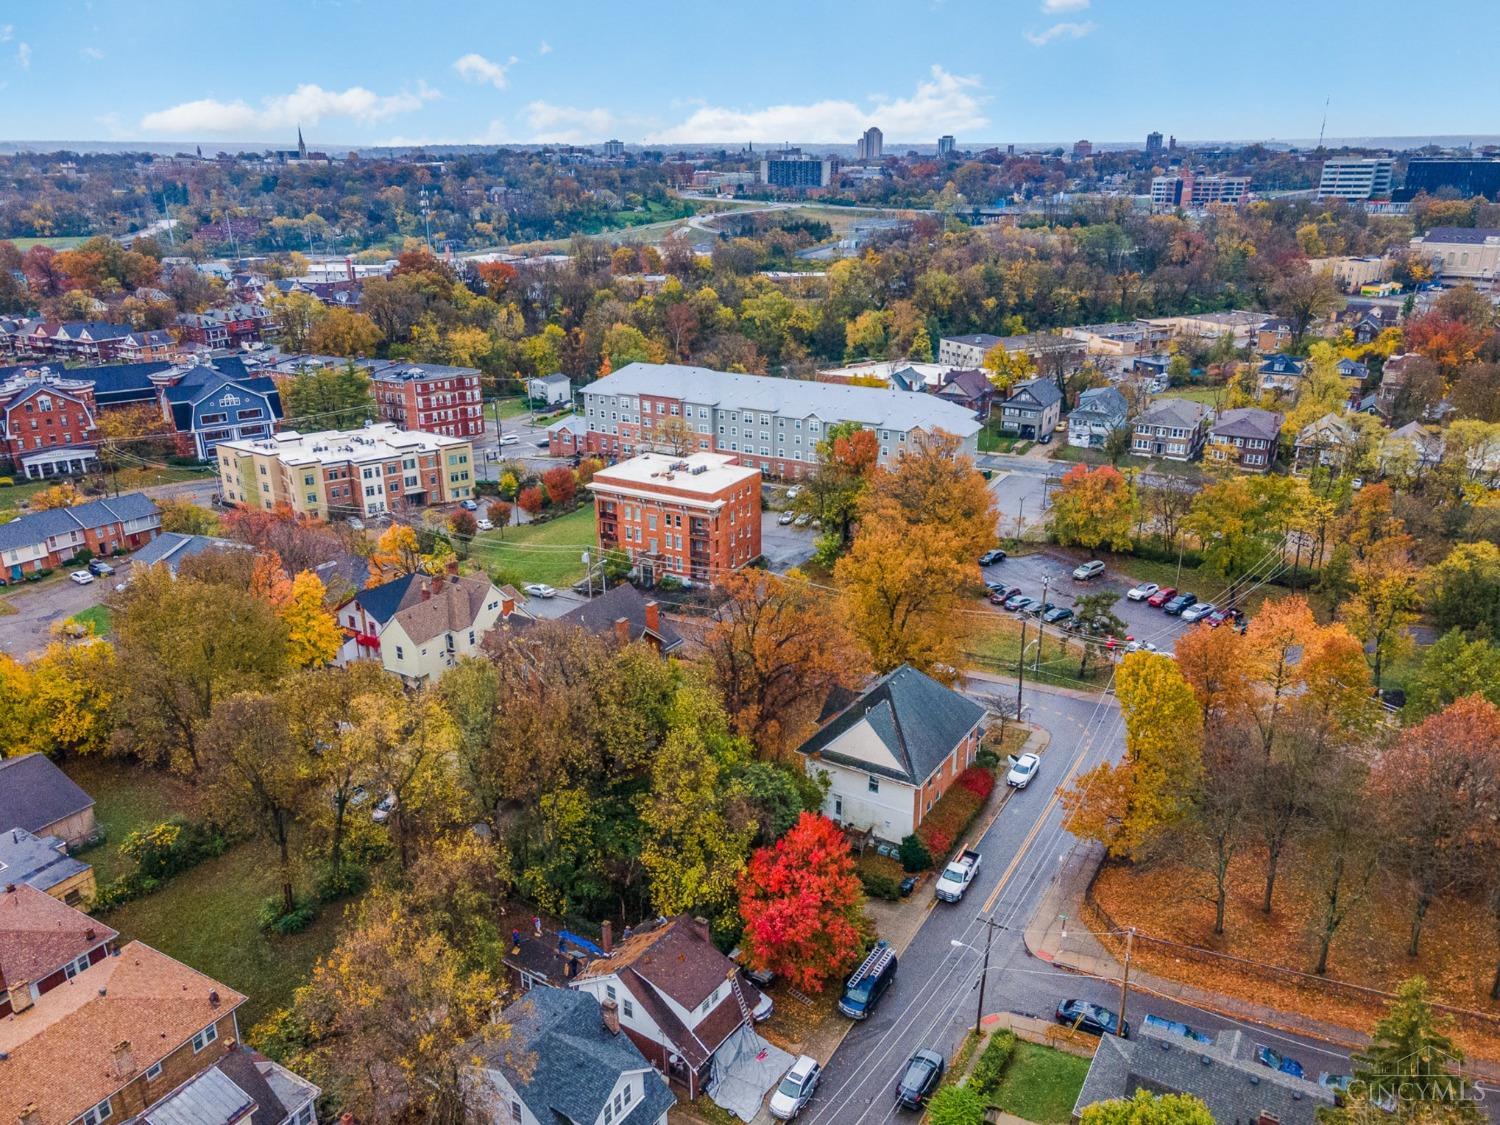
[
  {"x1": 975, "y1": 916, "x2": 996, "y2": 1036},
  {"x1": 1015, "y1": 614, "x2": 1027, "y2": 718},
  {"x1": 1117, "y1": 927, "x2": 1135, "y2": 1038},
  {"x1": 1035, "y1": 575, "x2": 1051, "y2": 672}
]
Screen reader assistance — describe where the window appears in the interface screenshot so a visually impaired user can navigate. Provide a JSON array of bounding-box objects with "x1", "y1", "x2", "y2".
[
  {"x1": 64, "y1": 953, "x2": 91, "y2": 979},
  {"x1": 606, "y1": 984, "x2": 617, "y2": 1001},
  {"x1": 511, "y1": 1101, "x2": 523, "y2": 1124},
  {"x1": 868, "y1": 776, "x2": 880, "y2": 794},
  {"x1": 623, "y1": 998, "x2": 634, "y2": 1018},
  {"x1": 605, "y1": 1104, "x2": 614, "y2": 1125},
  {"x1": 624, "y1": 1084, "x2": 633, "y2": 1106},
  {"x1": 292, "y1": 1104, "x2": 315, "y2": 1125},
  {"x1": 80, "y1": 1098, "x2": 112, "y2": 1125},
  {"x1": 145, "y1": 1062, "x2": 164, "y2": 1081},
  {"x1": 616, "y1": 1092, "x2": 625, "y2": 1113},
  {"x1": 395, "y1": 646, "x2": 405, "y2": 660},
  {"x1": 192, "y1": 1022, "x2": 219, "y2": 1052}
]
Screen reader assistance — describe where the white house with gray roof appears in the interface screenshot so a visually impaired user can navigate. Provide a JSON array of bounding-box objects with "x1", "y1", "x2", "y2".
[
  {"x1": 1067, "y1": 387, "x2": 1129, "y2": 449},
  {"x1": 798, "y1": 664, "x2": 986, "y2": 845},
  {"x1": 572, "y1": 362, "x2": 981, "y2": 479},
  {"x1": 1131, "y1": 399, "x2": 1208, "y2": 461}
]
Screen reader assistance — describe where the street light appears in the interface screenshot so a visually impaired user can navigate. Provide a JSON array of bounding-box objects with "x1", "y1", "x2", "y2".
[{"x1": 950, "y1": 918, "x2": 1001, "y2": 1037}]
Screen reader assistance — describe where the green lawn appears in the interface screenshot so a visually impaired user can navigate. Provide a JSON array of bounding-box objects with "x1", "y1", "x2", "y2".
[
  {"x1": 965, "y1": 612, "x2": 1114, "y2": 692},
  {"x1": 490, "y1": 396, "x2": 531, "y2": 419},
  {"x1": 68, "y1": 604, "x2": 113, "y2": 636},
  {"x1": 988, "y1": 1041, "x2": 1092, "y2": 1123},
  {"x1": 4, "y1": 235, "x2": 85, "y2": 250},
  {"x1": 101, "y1": 839, "x2": 350, "y2": 1029},
  {"x1": 66, "y1": 759, "x2": 200, "y2": 883},
  {"x1": 467, "y1": 504, "x2": 596, "y2": 588},
  {"x1": 0, "y1": 465, "x2": 213, "y2": 515},
  {"x1": 1159, "y1": 386, "x2": 1226, "y2": 406},
  {"x1": 1049, "y1": 444, "x2": 1207, "y2": 481}
]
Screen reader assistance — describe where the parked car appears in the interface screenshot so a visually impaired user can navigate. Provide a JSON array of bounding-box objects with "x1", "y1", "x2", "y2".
[
  {"x1": 1042, "y1": 606, "x2": 1074, "y2": 624},
  {"x1": 1028, "y1": 601, "x2": 1055, "y2": 617},
  {"x1": 1126, "y1": 582, "x2": 1159, "y2": 602},
  {"x1": 1004, "y1": 593, "x2": 1032, "y2": 612},
  {"x1": 1056, "y1": 999, "x2": 1129, "y2": 1038},
  {"x1": 1180, "y1": 601, "x2": 1216, "y2": 623},
  {"x1": 898, "y1": 875, "x2": 917, "y2": 897},
  {"x1": 87, "y1": 559, "x2": 115, "y2": 576},
  {"x1": 68, "y1": 570, "x2": 95, "y2": 585},
  {"x1": 979, "y1": 548, "x2": 1007, "y2": 566},
  {"x1": 729, "y1": 947, "x2": 775, "y2": 989},
  {"x1": 1318, "y1": 1073, "x2": 1351, "y2": 1103},
  {"x1": 989, "y1": 585, "x2": 1022, "y2": 605},
  {"x1": 1124, "y1": 639, "x2": 1160, "y2": 654},
  {"x1": 751, "y1": 988, "x2": 773, "y2": 1022},
  {"x1": 1256, "y1": 1045, "x2": 1305, "y2": 1078},
  {"x1": 793, "y1": 514, "x2": 810, "y2": 527},
  {"x1": 778, "y1": 511, "x2": 795, "y2": 525},
  {"x1": 894, "y1": 1050, "x2": 945, "y2": 1109},
  {"x1": 460, "y1": 498, "x2": 479, "y2": 511},
  {"x1": 524, "y1": 583, "x2": 557, "y2": 598},
  {"x1": 770, "y1": 1055, "x2": 821, "y2": 1120},
  {"x1": 475, "y1": 518, "x2": 494, "y2": 531},
  {"x1": 1072, "y1": 560, "x2": 1106, "y2": 581},
  {"x1": 1143, "y1": 1014, "x2": 1211, "y2": 1044},
  {"x1": 347, "y1": 517, "x2": 365, "y2": 531},
  {"x1": 372, "y1": 793, "x2": 398, "y2": 824},
  {"x1": 1006, "y1": 752, "x2": 1040, "y2": 789},
  {"x1": 1206, "y1": 608, "x2": 1243, "y2": 629},
  {"x1": 1162, "y1": 592, "x2": 1198, "y2": 616},
  {"x1": 840, "y1": 941, "x2": 896, "y2": 1020},
  {"x1": 786, "y1": 486, "x2": 802, "y2": 500},
  {"x1": 1146, "y1": 586, "x2": 1178, "y2": 608}
]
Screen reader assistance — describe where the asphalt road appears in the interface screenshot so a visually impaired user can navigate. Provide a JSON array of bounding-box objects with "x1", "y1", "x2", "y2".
[{"x1": 799, "y1": 680, "x2": 1354, "y2": 1125}]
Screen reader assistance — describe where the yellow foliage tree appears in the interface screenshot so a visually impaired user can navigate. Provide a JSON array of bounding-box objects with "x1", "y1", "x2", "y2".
[
  {"x1": 0, "y1": 641, "x2": 116, "y2": 758},
  {"x1": 29, "y1": 482, "x2": 83, "y2": 510},
  {"x1": 281, "y1": 570, "x2": 342, "y2": 668},
  {"x1": 367, "y1": 524, "x2": 425, "y2": 585}
]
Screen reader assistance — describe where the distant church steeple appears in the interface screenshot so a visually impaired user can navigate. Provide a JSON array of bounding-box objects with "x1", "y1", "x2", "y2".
[{"x1": 297, "y1": 126, "x2": 307, "y2": 160}]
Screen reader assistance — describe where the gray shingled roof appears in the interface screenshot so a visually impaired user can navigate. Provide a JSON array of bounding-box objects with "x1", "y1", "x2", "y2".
[
  {"x1": 0, "y1": 754, "x2": 94, "y2": 836},
  {"x1": 0, "y1": 492, "x2": 159, "y2": 554},
  {"x1": 1419, "y1": 226, "x2": 1500, "y2": 244},
  {"x1": 1136, "y1": 398, "x2": 1206, "y2": 428},
  {"x1": 1210, "y1": 408, "x2": 1282, "y2": 442},
  {"x1": 1006, "y1": 377, "x2": 1063, "y2": 409},
  {"x1": 0, "y1": 828, "x2": 91, "y2": 894},
  {"x1": 797, "y1": 664, "x2": 986, "y2": 786},
  {"x1": 1072, "y1": 387, "x2": 1128, "y2": 420},
  {"x1": 130, "y1": 532, "x2": 251, "y2": 573},
  {"x1": 555, "y1": 583, "x2": 684, "y2": 652},
  {"x1": 1074, "y1": 1024, "x2": 1334, "y2": 1125},
  {"x1": 476, "y1": 987, "x2": 675, "y2": 1125},
  {"x1": 581, "y1": 363, "x2": 984, "y2": 438}
]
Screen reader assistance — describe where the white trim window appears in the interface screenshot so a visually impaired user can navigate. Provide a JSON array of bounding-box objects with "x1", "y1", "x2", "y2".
[
  {"x1": 79, "y1": 1099, "x2": 113, "y2": 1125},
  {"x1": 192, "y1": 1022, "x2": 219, "y2": 1053}
]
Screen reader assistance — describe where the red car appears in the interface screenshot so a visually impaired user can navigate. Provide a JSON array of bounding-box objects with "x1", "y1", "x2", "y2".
[{"x1": 1146, "y1": 586, "x2": 1178, "y2": 608}]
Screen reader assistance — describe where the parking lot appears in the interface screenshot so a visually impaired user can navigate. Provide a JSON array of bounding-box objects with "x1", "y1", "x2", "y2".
[{"x1": 978, "y1": 548, "x2": 1198, "y2": 652}]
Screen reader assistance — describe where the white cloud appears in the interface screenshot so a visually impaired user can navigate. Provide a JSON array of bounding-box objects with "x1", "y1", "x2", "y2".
[
  {"x1": 537, "y1": 40, "x2": 552, "y2": 55},
  {"x1": 138, "y1": 82, "x2": 439, "y2": 137},
  {"x1": 16, "y1": 42, "x2": 31, "y2": 69},
  {"x1": 453, "y1": 52, "x2": 517, "y2": 89},
  {"x1": 1025, "y1": 20, "x2": 1097, "y2": 45},
  {"x1": 1041, "y1": 0, "x2": 1090, "y2": 11},
  {"x1": 80, "y1": 46, "x2": 105, "y2": 60},
  {"x1": 524, "y1": 101, "x2": 640, "y2": 144},
  {"x1": 0, "y1": 25, "x2": 13, "y2": 43},
  {"x1": 639, "y1": 65, "x2": 987, "y2": 144}
]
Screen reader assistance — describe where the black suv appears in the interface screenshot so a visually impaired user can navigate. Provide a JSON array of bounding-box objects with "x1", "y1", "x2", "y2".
[{"x1": 894, "y1": 1049, "x2": 945, "y2": 1109}]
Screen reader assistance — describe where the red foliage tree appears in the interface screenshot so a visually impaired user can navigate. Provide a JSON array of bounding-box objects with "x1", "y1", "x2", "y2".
[
  {"x1": 738, "y1": 813, "x2": 867, "y2": 992},
  {"x1": 541, "y1": 466, "x2": 578, "y2": 507},
  {"x1": 487, "y1": 500, "x2": 513, "y2": 528},
  {"x1": 450, "y1": 510, "x2": 478, "y2": 537},
  {"x1": 1403, "y1": 312, "x2": 1490, "y2": 376},
  {"x1": 473, "y1": 260, "x2": 517, "y2": 297},
  {"x1": 517, "y1": 486, "x2": 546, "y2": 516}
]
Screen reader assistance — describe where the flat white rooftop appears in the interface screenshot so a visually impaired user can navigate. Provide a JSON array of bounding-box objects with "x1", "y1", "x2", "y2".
[
  {"x1": 590, "y1": 451, "x2": 759, "y2": 497},
  {"x1": 218, "y1": 421, "x2": 469, "y2": 467}
]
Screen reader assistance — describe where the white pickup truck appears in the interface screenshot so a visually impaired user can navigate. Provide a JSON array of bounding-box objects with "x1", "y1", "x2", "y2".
[{"x1": 935, "y1": 849, "x2": 982, "y2": 903}]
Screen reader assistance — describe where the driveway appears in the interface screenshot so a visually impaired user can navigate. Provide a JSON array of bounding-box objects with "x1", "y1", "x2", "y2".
[
  {"x1": 0, "y1": 569, "x2": 116, "y2": 658},
  {"x1": 760, "y1": 512, "x2": 818, "y2": 573}
]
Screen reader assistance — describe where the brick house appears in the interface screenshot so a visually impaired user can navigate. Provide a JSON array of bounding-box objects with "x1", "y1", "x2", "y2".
[
  {"x1": 175, "y1": 302, "x2": 271, "y2": 349},
  {"x1": 0, "y1": 883, "x2": 118, "y2": 1018},
  {"x1": 932, "y1": 368, "x2": 995, "y2": 420},
  {"x1": 797, "y1": 664, "x2": 987, "y2": 845},
  {"x1": 1131, "y1": 399, "x2": 1207, "y2": 461},
  {"x1": 588, "y1": 452, "x2": 762, "y2": 586},
  {"x1": 0, "y1": 369, "x2": 100, "y2": 479},
  {"x1": 1205, "y1": 407, "x2": 1282, "y2": 473},
  {"x1": 997, "y1": 377, "x2": 1063, "y2": 440},
  {"x1": 368, "y1": 361, "x2": 485, "y2": 438},
  {"x1": 0, "y1": 493, "x2": 161, "y2": 583}
]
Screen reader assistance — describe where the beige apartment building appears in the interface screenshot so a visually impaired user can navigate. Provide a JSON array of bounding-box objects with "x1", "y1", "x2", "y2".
[{"x1": 216, "y1": 422, "x2": 475, "y2": 518}]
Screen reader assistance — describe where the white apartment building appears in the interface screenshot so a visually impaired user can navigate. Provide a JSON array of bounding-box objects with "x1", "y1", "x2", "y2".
[{"x1": 1317, "y1": 158, "x2": 1395, "y2": 200}]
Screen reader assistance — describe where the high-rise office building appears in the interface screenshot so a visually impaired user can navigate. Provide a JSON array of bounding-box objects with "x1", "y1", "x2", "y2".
[
  {"x1": 1145, "y1": 131, "x2": 1164, "y2": 158},
  {"x1": 1073, "y1": 139, "x2": 1093, "y2": 159},
  {"x1": 937, "y1": 135, "x2": 956, "y2": 158},
  {"x1": 1151, "y1": 171, "x2": 1249, "y2": 211},
  {"x1": 1317, "y1": 157, "x2": 1395, "y2": 200},
  {"x1": 603, "y1": 139, "x2": 625, "y2": 158},
  {"x1": 856, "y1": 126, "x2": 883, "y2": 162},
  {"x1": 1399, "y1": 158, "x2": 1500, "y2": 202}
]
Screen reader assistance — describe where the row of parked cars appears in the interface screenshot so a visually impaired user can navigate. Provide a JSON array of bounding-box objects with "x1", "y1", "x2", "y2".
[{"x1": 1126, "y1": 581, "x2": 1244, "y2": 629}]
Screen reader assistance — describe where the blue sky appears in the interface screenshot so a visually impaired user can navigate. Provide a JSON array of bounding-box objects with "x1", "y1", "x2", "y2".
[{"x1": 2, "y1": 0, "x2": 1497, "y2": 146}]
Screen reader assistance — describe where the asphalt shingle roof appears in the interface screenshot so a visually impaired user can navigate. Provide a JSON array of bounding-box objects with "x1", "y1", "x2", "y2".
[
  {"x1": 1006, "y1": 377, "x2": 1063, "y2": 409},
  {"x1": 554, "y1": 583, "x2": 684, "y2": 652},
  {"x1": 1136, "y1": 398, "x2": 1206, "y2": 429},
  {"x1": 797, "y1": 664, "x2": 986, "y2": 786},
  {"x1": 1419, "y1": 226, "x2": 1500, "y2": 244},
  {"x1": 0, "y1": 492, "x2": 160, "y2": 554},
  {"x1": 477, "y1": 987, "x2": 675, "y2": 1125},
  {"x1": 1072, "y1": 387, "x2": 1128, "y2": 420},
  {"x1": 1210, "y1": 407, "x2": 1282, "y2": 442},
  {"x1": 0, "y1": 753, "x2": 95, "y2": 836}
]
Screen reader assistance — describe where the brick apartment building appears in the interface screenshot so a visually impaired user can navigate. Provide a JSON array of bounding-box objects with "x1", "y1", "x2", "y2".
[
  {"x1": 0, "y1": 368, "x2": 100, "y2": 479},
  {"x1": 556, "y1": 362, "x2": 982, "y2": 479},
  {"x1": 215, "y1": 422, "x2": 475, "y2": 519},
  {"x1": 588, "y1": 451, "x2": 761, "y2": 586},
  {"x1": 175, "y1": 302, "x2": 271, "y2": 348},
  {"x1": 0, "y1": 493, "x2": 161, "y2": 582},
  {"x1": 368, "y1": 361, "x2": 485, "y2": 437}
]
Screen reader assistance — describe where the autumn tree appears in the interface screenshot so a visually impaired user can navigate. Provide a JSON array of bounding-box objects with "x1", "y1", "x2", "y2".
[
  {"x1": 738, "y1": 812, "x2": 867, "y2": 993},
  {"x1": 279, "y1": 570, "x2": 341, "y2": 668},
  {"x1": 366, "y1": 523, "x2": 425, "y2": 584},
  {"x1": 1369, "y1": 696, "x2": 1500, "y2": 957},
  {"x1": 220, "y1": 503, "x2": 345, "y2": 577},
  {"x1": 1270, "y1": 264, "x2": 1343, "y2": 348},
  {"x1": 156, "y1": 496, "x2": 220, "y2": 536},
  {"x1": 800, "y1": 422, "x2": 878, "y2": 557},
  {"x1": 1062, "y1": 653, "x2": 1202, "y2": 859},
  {"x1": 110, "y1": 564, "x2": 288, "y2": 770},
  {"x1": 1183, "y1": 474, "x2": 1300, "y2": 587},
  {"x1": 1340, "y1": 537, "x2": 1424, "y2": 691},
  {"x1": 1428, "y1": 541, "x2": 1500, "y2": 638},
  {"x1": 645, "y1": 412, "x2": 697, "y2": 456},
  {"x1": 201, "y1": 692, "x2": 314, "y2": 915},
  {"x1": 542, "y1": 465, "x2": 578, "y2": 507},
  {"x1": 307, "y1": 307, "x2": 382, "y2": 357},
  {"x1": 280, "y1": 361, "x2": 375, "y2": 430},
  {"x1": 704, "y1": 570, "x2": 865, "y2": 759},
  {"x1": 0, "y1": 641, "x2": 116, "y2": 759},
  {"x1": 1403, "y1": 629, "x2": 1500, "y2": 722},
  {"x1": 516, "y1": 485, "x2": 545, "y2": 516},
  {"x1": 982, "y1": 343, "x2": 1036, "y2": 394},
  {"x1": 28, "y1": 482, "x2": 82, "y2": 510},
  {"x1": 1080, "y1": 1090, "x2": 1214, "y2": 1125},
  {"x1": 1048, "y1": 464, "x2": 1138, "y2": 552},
  {"x1": 266, "y1": 290, "x2": 327, "y2": 352},
  {"x1": 1308, "y1": 750, "x2": 1379, "y2": 976}
]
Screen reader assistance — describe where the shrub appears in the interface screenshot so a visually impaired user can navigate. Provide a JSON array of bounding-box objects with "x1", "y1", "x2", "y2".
[
  {"x1": 70, "y1": 548, "x2": 94, "y2": 565},
  {"x1": 314, "y1": 861, "x2": 369, "y2": 903},
  {"x1": 976, "y1": 747, "x2": 1000, "y2": 769},
  {"x1": 856, "y1": 853, "x2": 903, "y2": 900},
  {"x1": 970, "y1": 1030, "x2": 1017, "y2": 1096},
  {"x1": 0, "y1": 476, "x2": 13, "y2": 487},
  {"x1": 899, "y1": 834, "x2": 933, "y2": 872},
  {"x1": 956, "y1": 766, "x2": 996, "y2": 802},
  {"x1": 916, "y1": 786, "x2": 982, "y2": 860},
  {"x1": 927, "y1": 1085, "x2": 985, "y2": 1125},
  {"x1": 258, "y1": 896, "x2": 318, "y2": 935},
  {"x1": 120, "y1": 817, "x2": 227, "y2": 881}
]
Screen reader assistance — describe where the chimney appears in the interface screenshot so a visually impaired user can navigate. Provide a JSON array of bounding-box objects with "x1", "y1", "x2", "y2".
[
  {"x1": 421, "y1": 580, "x2": 432, "y2": 602},
  {"x1": 614, "y1": 616, "x2": 631, "y2": 646},
  {"x1": 8, "y1": 983, "x2": 32, "y2": 1013},
  {"x1": 445, "y1": 558, "x2": 459, "y2": 577},
  {"x1": 644, "y1": 600, "x2": 660, "y2": 634},
  {"x1": 692, "y1": 916, "x2": 711, "y2": 941},
  {"x1": 1257, "y1": 1116, "x2": 1281, "y2": 1125},
  {"x1": 209, "y1": 989, "x2": 220, "y2": 1008},
  {"x1": 18, "y1": 1104, "x2": 40, "y2": 1125},
  {"x1": 601, "y1": 920, "x2": 614, "y2": 955},
  {"x1": 111, "y1": 1040, "x2": 135, "y2": 1080},
  {"x1": 601, "y1": 997, "x2": 621, "y2": 1035}
]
